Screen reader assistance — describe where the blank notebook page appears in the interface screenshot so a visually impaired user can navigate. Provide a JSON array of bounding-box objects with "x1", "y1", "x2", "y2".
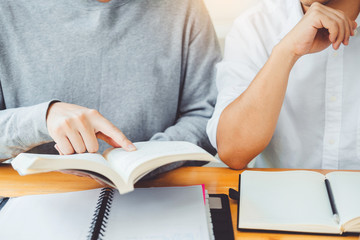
[
  {"x1": 0, "y1": 189, "x2": 101, "y2": 240},
  {"x1": 104, "y1": 186, "x2": 210, "y2": 240},
  {"x1": 326, "y1": 172, "x2": 360, "y2": 226},
  {"x1": 239, "y1": 171, "x2": 338, "y2": 233}
]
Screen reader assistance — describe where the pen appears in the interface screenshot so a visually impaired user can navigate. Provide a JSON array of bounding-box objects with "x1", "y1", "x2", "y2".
[
  {"x1": 0, "y1": 197, "x2": 9, "y2": 211},
  {"x1": 324, "y1": 179, "x2": 339, "y2": 224}
]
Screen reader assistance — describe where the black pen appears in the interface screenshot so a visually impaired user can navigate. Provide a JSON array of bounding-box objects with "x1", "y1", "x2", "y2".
[
  {"x1": 325, "y1": 179, "x2": 339, "y2": 224},
  {"x1": 0, "y1": 197, "x2": 9, "y2": 211}
]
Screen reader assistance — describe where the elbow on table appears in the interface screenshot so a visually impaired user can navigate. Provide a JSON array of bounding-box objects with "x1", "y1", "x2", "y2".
[
  {"x1": 218, "y1": 150, "x2": 252, "y2": 170},
  {"x1": 217, "y1": 140, "x2": 268, "y2": 170}
]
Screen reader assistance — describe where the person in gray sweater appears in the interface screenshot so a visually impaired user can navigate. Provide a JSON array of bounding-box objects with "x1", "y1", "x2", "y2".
[{"x1": 0, "y1": 0, "x2": 221, "y2": 174}]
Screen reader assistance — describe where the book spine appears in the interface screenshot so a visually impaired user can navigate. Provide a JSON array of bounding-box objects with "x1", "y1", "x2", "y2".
[{"x1": 87, "y1": 188, "x2": 114, "y2": 240}]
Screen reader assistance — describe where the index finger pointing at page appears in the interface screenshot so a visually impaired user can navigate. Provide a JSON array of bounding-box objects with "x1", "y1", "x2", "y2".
[{"x1": 94, "y1": 116, "x2": 137, "y2": 152}]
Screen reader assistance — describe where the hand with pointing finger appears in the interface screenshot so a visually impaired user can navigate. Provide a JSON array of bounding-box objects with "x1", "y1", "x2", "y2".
[{"x1": 46, "y1": 102, "x2": 136, "y2": 155}]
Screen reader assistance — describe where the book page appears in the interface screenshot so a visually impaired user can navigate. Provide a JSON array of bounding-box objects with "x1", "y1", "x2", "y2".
[
  {"x1": 239, "y1": 171, "x2": 340, "y2": 234},
  {"x1": 12, "y1": 152, "x2": 110, "y2": 175},
  {"x1": 103, "y1": 141, "x2": 214, "y2": 183},
  {"x1": 104, "y1": 186, "x2": 211, "y2": 240},
  {"x1": 326, "y1": 172, "x2": 360, "y2": 229},
  {"x1": 12, "y1": 153, "x2": 132, "y2": 192},
  {"x1": 0, "y1": 189, "x2": 102, "y2": 240}
]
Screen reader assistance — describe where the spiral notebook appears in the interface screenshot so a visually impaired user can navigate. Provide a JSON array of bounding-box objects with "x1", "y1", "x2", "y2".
[{"x1": 0, "y1": 186, "x2": 212, "y2": 240}]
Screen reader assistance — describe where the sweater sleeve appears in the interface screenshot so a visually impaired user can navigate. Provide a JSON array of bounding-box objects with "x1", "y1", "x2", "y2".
[
  {"x1": 0, "y1": 84, "x2": 54, "y2": 161},
  {"x1": 146, "y1": 0, "x2": 222, "y2": 177}
]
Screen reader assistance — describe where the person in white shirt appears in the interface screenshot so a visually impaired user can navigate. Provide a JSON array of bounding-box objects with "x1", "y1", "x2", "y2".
[{"x1": 207, "y1": 0, "x2": 360, "y2": 169}]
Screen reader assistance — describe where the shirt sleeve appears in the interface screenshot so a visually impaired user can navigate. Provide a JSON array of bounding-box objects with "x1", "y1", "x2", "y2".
[
  {"x1": 0, "y1": 84, "x2": 55, "y2": 161},
  {"x1": 206, "y1": 11, "x2": 269, "y2": 150},
  {"x1": 145, "y1": 0, "x2": 222, "y2": 177}
]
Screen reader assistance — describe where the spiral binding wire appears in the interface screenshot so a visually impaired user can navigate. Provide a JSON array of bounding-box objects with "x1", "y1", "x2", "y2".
[{"x1": 87, "y1": 188, "x2": 114, "y2": 240}]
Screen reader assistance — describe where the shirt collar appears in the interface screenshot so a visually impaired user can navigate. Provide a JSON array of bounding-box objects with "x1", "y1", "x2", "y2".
[{"x1": 277, "y1": 0, "x2": 304, "y2": 42}]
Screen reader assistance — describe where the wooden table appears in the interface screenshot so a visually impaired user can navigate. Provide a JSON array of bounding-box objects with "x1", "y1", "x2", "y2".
[{"x1": 0, "y1": 164, "x2": 358, "y2": 240}]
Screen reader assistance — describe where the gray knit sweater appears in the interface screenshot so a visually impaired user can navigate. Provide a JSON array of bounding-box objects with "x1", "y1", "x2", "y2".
[{"x1": 0, "y1": 0, "x2": 221, "y2": 167}]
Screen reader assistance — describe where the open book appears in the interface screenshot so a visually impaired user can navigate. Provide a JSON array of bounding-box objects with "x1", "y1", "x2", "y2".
[
  {"x1": 237, "y1": 170, "x2": 360, "y2": 234},
  {"x1": 11, "y1": 141, "x2": 217, "y2": 194}
]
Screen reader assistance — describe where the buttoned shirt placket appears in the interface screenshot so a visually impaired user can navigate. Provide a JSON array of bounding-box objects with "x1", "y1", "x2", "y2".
[{"x1": 322, "y1": 46, "x2": 344, "y2": 169}]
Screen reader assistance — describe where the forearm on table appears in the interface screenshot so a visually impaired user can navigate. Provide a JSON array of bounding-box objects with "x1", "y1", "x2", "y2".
[{"x1": 217, "y1": 43, "x2": 300, "y2": 169}]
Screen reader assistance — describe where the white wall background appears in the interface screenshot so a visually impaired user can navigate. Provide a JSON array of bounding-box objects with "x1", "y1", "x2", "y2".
[{"x1": 203, "y1": 0, "x2": 260, "y2": 51}]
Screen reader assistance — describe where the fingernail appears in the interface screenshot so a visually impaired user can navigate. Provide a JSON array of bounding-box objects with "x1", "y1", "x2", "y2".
[{"x1": 127, "y1": 144, "x2": 137, "y2": 151}]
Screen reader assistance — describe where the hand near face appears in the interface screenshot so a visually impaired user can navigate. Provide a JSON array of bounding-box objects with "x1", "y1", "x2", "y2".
[
  {"x1": 46, "y1": 102, "x2": 136, "y2": 155},
  {"x1": 281, "y1": 2, "x2": 357, "y2": 57}
]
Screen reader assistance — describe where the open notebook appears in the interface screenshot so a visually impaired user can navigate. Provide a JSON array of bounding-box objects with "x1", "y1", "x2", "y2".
[
  {"x1": 237, "y1": 171, "x2": 360, "y2": 234},
  {"x1": 0, "y1": 186, "x2": 213, "y2": 240}
]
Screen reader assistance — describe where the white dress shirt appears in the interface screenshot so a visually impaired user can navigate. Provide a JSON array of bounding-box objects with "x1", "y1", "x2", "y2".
[{"x1": 207, "y1": 0, "x2": 360, "y2": 169}]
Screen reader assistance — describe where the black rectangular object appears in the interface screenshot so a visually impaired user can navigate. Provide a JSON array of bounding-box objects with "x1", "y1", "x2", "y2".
[{"x1": 209, "y1": 194, "x2": 234, "y2": 240}]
